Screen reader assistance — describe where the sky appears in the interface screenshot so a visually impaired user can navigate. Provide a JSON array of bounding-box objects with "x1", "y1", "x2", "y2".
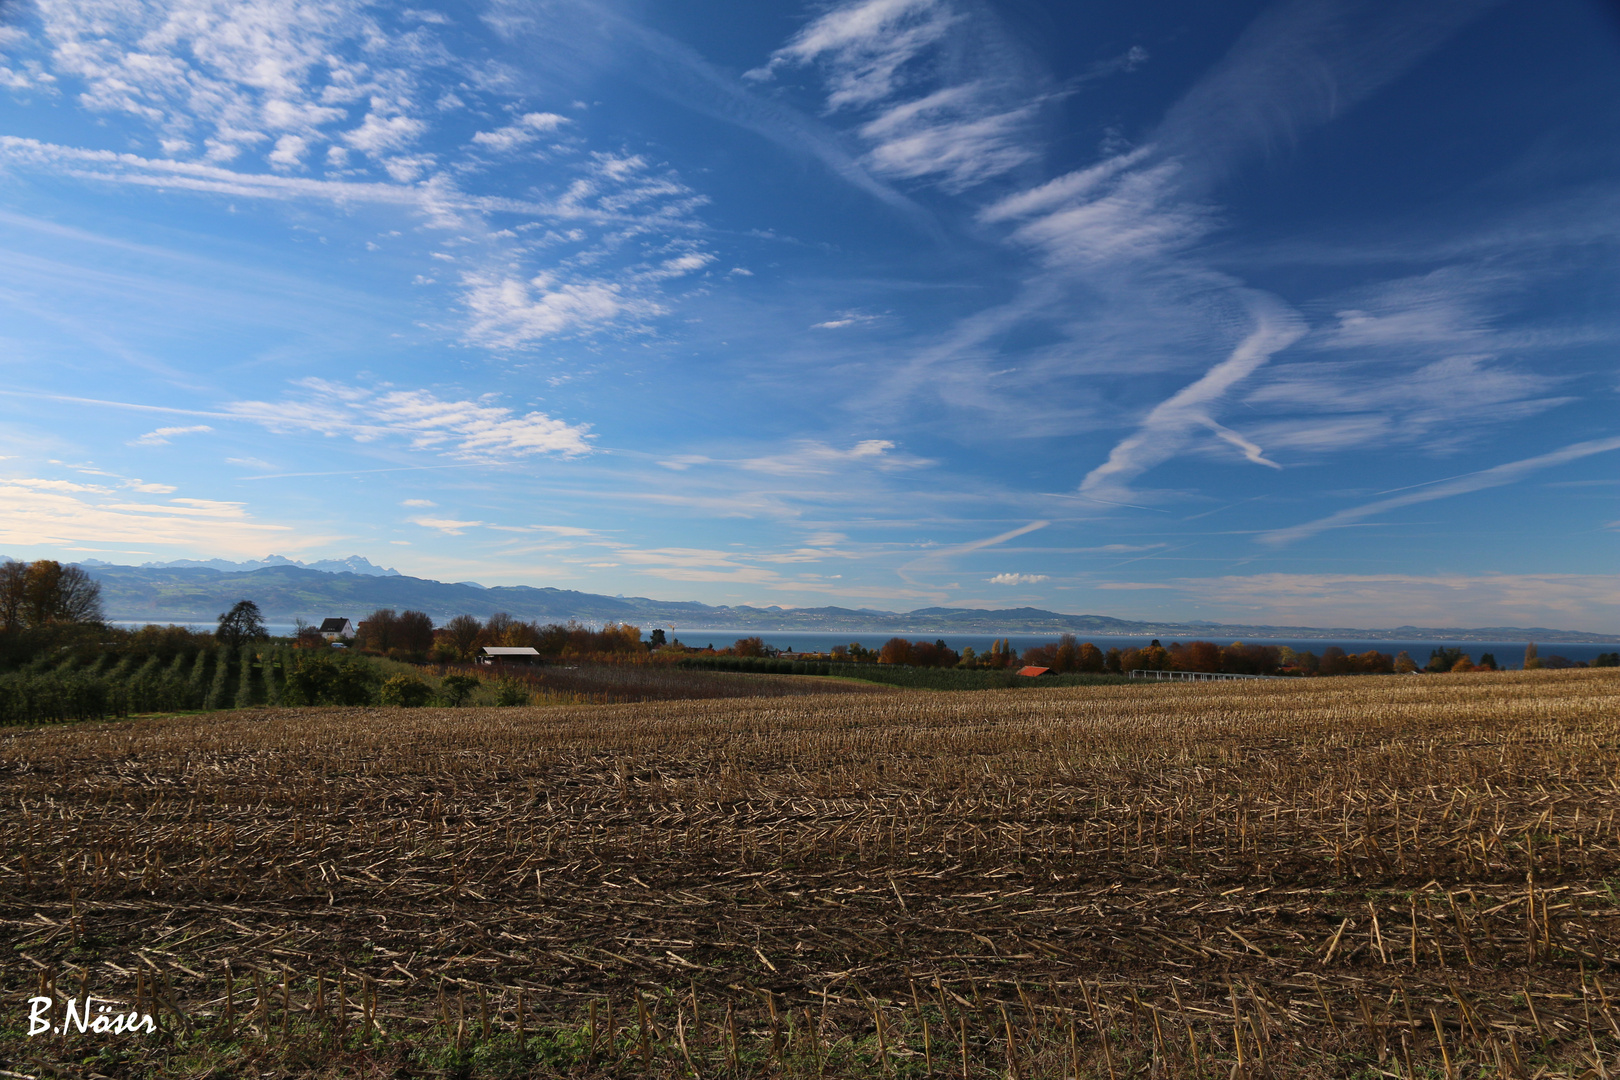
[{"x1": 0, "y1": 0, "x2": 1617, "y2": 631}]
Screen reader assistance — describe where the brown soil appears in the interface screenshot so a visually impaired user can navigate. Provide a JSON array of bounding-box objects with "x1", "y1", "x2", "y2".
[{"x1": 3, "y1": 669, "x2": 1618, "y2": 1077}]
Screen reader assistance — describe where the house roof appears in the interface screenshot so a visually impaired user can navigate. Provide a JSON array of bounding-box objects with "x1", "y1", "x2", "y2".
[
  {"x1": 1017, "y1": 665, "x2": 1052, "y2": 677},
  {"x1": 318, "y1": 618, "x2": 351, "y2": 632},
  {"x1": 481, "y1": 646, "x2": 542, "y2": 657}
]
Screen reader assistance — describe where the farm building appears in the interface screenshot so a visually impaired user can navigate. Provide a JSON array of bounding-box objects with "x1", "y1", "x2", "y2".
[
  {"x1": 479, "y1": 646, "x2": 542, "y2": 665},
  {"x1": 1017, "y1": 665, "x2": 1052, "y2": 677}
]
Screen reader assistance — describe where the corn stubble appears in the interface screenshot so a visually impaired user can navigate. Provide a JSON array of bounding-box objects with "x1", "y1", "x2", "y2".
[{"x1": 4, "y1": 668, "x2": 1619, "y2": 1077}]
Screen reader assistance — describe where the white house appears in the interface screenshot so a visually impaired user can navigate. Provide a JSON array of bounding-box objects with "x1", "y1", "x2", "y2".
[{"x1": 318, "y1": 617, "x2": 356, "y2": 641}]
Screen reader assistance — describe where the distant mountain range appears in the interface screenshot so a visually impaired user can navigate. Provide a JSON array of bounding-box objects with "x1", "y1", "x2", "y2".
[
  {"x1": 45, "y1": 558, "x2": 1616, "y2": 644},
  {"x1": 79, "y1": 554, "x2": 401, "y2": 576}
]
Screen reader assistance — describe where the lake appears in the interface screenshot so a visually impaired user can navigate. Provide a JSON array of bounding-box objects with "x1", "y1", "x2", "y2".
[{"x1": 660, "y1": 630, "x2": 1620, "y2": 671}]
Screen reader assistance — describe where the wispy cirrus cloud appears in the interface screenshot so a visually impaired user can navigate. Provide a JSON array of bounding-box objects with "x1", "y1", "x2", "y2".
[
  {"x1": 1078, "y1": 294, "x2": 1305, "y2": 503},
  {"x1": 749, "y1": 0, "x2": 958, "y2": 110},
  {"x1": 899, "y1": 520, "x2": 1048, "y2": 584},
  {"x1": 811, "y1": 311, "x2": 879, "y2": 329},
  {"x1": 1261, "y1": 435, "x2": 1620, "y2": 546},
  {"x1": 750, "y1": 0, "x2": 1048, "y2": 192},
  {"x1": 409, "y1": 516, "x2": 484, "y2": 536},
  {"x1": 1244, "y1": 354, "x2": 1568, "y2": 456},
  {"x1": 958, "y1": 0, "x2": 1506, "y2": 501},
  {"x1": 0, "y1": 0, "x2": 721, "y2": 357},
  {"x1": 1135, "y1": 571, "x2": 1620, "y2": 632},
  {"x1": 657, "y1": 439, "x2": 931, "y2": 477},
  {"x1": 1153, "y1": 0, "x2": 1509, "y2": 181},
  {"x1": 0, "y1": 134, "x2": 714, "y2": 350},
  {"x1": 129, "y1": 424, "x2": 213, "y2": 446},
  {"x1": 225, "y1": 378, "x2": 594, "y2": 460}
]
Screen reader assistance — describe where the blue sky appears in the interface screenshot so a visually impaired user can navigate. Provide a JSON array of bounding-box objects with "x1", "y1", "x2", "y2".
[{"x1": 1, "y1": 0, "x2": 1617, "y2": 630}]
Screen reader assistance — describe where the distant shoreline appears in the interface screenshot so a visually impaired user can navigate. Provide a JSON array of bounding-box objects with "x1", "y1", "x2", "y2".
[
  {"x1": 107, "y1": 620, "x2": 1618, "y2": 652},
  {"x1": 82, "y1": 561, "x2": 1617, "y2": 644}
]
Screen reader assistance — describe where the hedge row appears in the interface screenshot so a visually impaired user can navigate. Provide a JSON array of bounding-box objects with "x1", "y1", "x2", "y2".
[
  {"x1": 0, "y1": 670, "x2": 129, "y2": 725},
  {"x1": 676, "y1": 657, "x2": 833, "y2": 676}
]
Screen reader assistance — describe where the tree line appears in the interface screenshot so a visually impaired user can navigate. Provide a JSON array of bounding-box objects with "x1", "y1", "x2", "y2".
[
  {"x1": 317, "y1": 609, "x2": 649, "y2": 664},
  {"x1": 782, "y1": 634, "x2": 1620, "y2": 676}
]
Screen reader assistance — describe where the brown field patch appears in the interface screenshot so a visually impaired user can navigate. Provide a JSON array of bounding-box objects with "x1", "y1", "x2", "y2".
[{"x1": 3, "y1": 669, "x2": 1619, "y2": 1077}]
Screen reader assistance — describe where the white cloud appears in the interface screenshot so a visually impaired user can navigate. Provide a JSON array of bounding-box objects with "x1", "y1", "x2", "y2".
[
  {"x1": 267, "y1": 133, "x2": 308, "y2": 169},
  {"x1": 226, "y1": 378, "x2": 594, "y2": 460},
  {"x1": 0, "y1": 122, "x2": 712, "y2": 352},
  {"x1": 0, "y1": 476, "x2": 301, "y2": 555},
  {"x1": 753, "y1": 0, "x2": 1041, "y2": 191},
  {"x1": 741, "y1": 439, "x2": 914, "y2": 475},
  {"x1": 409, "y1": 516, "x2": 483, "y2": 535},
  {"x1": 753, "y1": 0, "x2": 958, "y2": 111},
  {"x1": 612, "y1": 545, "x2": 788, "y2": 585},
  {"x1": 664, "y1": 439, "x2": 931, "y2": 477},
  {"x1": 381, "y1": 153, "x2": 435, "y2": 182},
  {"x1": 899, "y1": 521, "x2": 1050, "y2": 584},
  {"x1": 812, "y1": 311, "x2": 879, "y2": 329},
  {"x1": 20, "y1": 0, "x2": 431, "y2": 165},
  {"x1": 124, "y1": 480, "x2": 178, "y2": 494},
  {"x1": 129, "y1": 424, "x2": 213, "y2": 446},
  {"x1": 1310, "y1": 267, "x2": 1510, "y2": 352},
  {"x1": 1095, "y1": 581, "x2": 1175, "y2": 590},
  {"x1": 5, "y1": 478, "x2": 111, "y2": 494},
  {"x1": 642, "y1": 252, "x2": 714, "y2": 281},
  {"x1": 859, "y1": 88, "x2": 1037, "y2": 192},
  {"x1": 343, "y1": 109, "x2": 426, "y2": 154},
  {"x1": 988, "y1": 572, "x2": 1047, "y2": 585},
  {"x1": 470, "y1": 111, "x2": 569, "y2": 152},
  {"x1": 461, "y1": 272, "x2": 663, "y2": 349},
  {"x1": 1244, "y1": 354, "x2": 1565, "y2": 456},
  {"x1": 985, "y1": 155, "x2": 1211, "y2": 267},
  {"x1": 1080, "y1": 294, "x2": 1305, "y2": 503},
  {"x1": 400, "y1": 498, "x2": 436, "y2": 507}
]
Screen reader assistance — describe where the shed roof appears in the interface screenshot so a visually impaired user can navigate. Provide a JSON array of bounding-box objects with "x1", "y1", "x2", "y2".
[
  {"x1": 1017, "y1": 665, "x2": 1052, "y2": 677},
  {"x1": 318, "y1": 618, "x2": 352, "y2": 632},
  {"x1": 481, "y1": 646, "x2": 542, "y2": 657}
]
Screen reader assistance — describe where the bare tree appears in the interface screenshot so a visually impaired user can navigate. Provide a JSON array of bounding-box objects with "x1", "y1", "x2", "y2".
[
  {"x1": 443, "y1": 614, "x2": 484, "y2": 661},
  {"x1": 355, "y1": 608, "x2": 399, "y2": 653},
  {"x1": 395, "y1": 610, "x2": 435, "y2": 657},
  {"x1": 0, "y1": 560, "x2": 26, "y2": 631},
  {"x1": 6, "y1": 560, "x2": 105, "y2": 628}
]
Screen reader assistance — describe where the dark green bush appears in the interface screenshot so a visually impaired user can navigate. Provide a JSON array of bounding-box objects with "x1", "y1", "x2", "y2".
[
  {"x1": 283, "y1": 652, "x2": 377, "y2": 706},
  {"x1": 0, "y1": 671, "x2": 126, "y2": 725},
  {"x1": 494, "y1": 678, "x2": 530, "y2": 706},
  {"x1": 205, "y1": 647, "x2": 235, "y2": 710},
  {"x1": 380, "y1": 674, "x2": 433, "y2": 707},
  {"x1": 440, "y1": 674, "x2": 481, "y2": 706}
]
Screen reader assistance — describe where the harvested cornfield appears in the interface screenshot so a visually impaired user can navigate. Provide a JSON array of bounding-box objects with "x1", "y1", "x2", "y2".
[
  {"x1": 3, "y1": 669, "x2": 1619, "y2": 1078},
  {"x1": 468, "y1": 662, "x2": 902, "y2": 704}
]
